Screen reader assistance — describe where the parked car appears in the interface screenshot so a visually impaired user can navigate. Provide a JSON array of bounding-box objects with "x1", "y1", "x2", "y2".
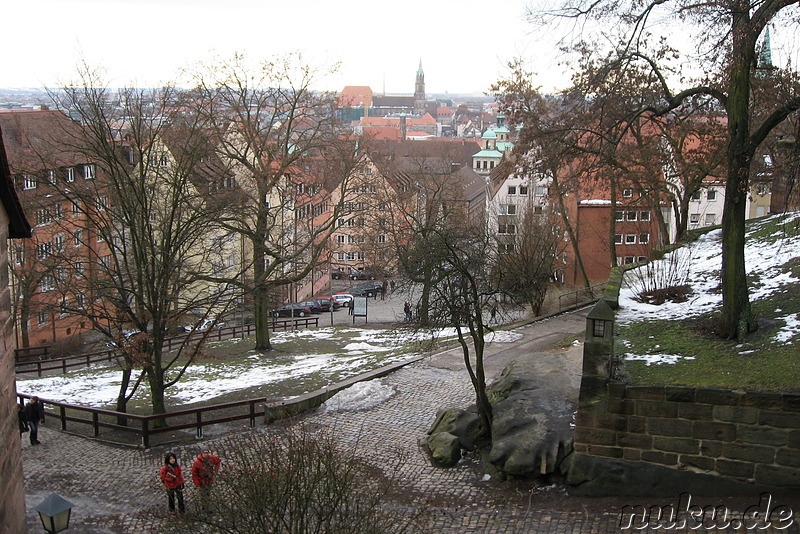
[
  {"x1": 349, "y1": 268, "x2": 390, "y2": 281},
  {"x1": 350, "y1": 281, "x2": 383, "y2": 297},
  {"x1": 313, "y1": 297, "x2": 339, "y2": 311},
  {"x1": 273, "y1": 303, "x2": 313, "y2": 318},
  {"x1": 298, "y1": 300, "x2": 324, "y2": 313},
  {"x1": 331, "y1": 268, "x2": 346, "y2": 280},
  {"x1": 331, "y1": 293, "x2": 354, "y2": 306}
]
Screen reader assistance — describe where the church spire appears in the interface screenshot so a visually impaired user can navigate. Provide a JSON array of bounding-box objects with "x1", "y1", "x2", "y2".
[
  {"x1": 758, "y1": 26, "x2": 775, "y2": 70},
  {"x1": 414, "y1": 59, "x2": 426, "y2": 116}
]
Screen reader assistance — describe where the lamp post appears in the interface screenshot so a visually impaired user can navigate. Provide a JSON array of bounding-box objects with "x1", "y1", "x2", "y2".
[{"x1": 35, "y1": 493, "x2": 74, "y2": 533}]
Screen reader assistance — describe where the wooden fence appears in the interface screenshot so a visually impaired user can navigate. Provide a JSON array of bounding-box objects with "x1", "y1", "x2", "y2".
[{"x1": 15, "y1": 317, "x2": 319, "y2": 377}]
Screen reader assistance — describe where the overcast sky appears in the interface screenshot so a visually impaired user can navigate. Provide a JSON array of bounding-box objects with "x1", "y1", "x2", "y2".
[{"x1": 1, "y1": 0, "x2": 572, "y2": 95}]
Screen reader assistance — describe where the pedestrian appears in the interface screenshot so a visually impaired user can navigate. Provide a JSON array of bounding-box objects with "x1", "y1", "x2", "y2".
[
  {"x1": 24, "y1": 396, "x2": 44, "y2": 445},
  {"x1": 490, "y1": 306, "x2": 497, "y2": 324},
  {"x1": 160, "y1": 452, "x2": 186, "y2": 515},
  {"x1": 390, "y1": 279, "x2": 396, "y2": 293},
  {"x1": 403, "y1": 301, "x2": 411, "y2": 322},
  {"x1": 191, "y1": 449, "x2": 221, "y2": 514},
  {"x1": 18, "y1": 404, "x2": 29, "y2": 437}
]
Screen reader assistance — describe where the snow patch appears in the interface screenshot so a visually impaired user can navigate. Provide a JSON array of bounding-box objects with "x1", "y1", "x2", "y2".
[{"x1": 322, "y1": 379, "x2": 395, "y2": 412}]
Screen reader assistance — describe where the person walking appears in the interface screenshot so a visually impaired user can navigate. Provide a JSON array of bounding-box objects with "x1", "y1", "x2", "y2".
[
  {"x1": 490, "y1": 306, "x2": 497, "y2": 324},
  {"x1": 403, "y1": 301, "x2": 411, "y2": 322},
  {"x1": 24, "y1": 396, "x2": 44, "y2": 445},
  {"x1": 160, "y1": 453, "x2": 186, "y2": 515},
  {"x1": 18, "y1": 404, "x2": 29, "y2": 437},
  {"x1": 192, "y1": 449, "x2": 222, "y2": 513}
]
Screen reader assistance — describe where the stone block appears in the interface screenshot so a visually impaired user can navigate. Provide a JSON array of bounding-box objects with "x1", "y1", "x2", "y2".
[
  {"x1": 759, "y1": 411, "x2": 800, "y2": 429},
  {"x1": 636, "y1": 400, "x2": 678, "y2": 418},
  {"x1": 713, "y1": 405, "x2": 757, "y2": 424},
  {"x1": 628, "y1": 416, "x2": 647, "y2": 433},
  {"x1": 721, "y1": 443, "x2": 775, "y2": 463},
  {"x1": 699, "y1": 440, "x2": 723, "y2": 458},
  {"x1": 647, "y1": 417, "x2": 693, "y2": 436},
  {"x1": 640, "y1": 450, "x2": 678, "y2": 466},
  {"x1": 692, "y1": 421, "x2": 736, "y2": 441},
  {"x1": 715, "y1": 459, "x2": 754, "y2": 479},
  {"x1": 741, "y1": 392, "x2": 783, "y2": 410},
  {"x1": 606, "y1": 398, "x2": 635, "y2": 415},
  {"x1": 607, "y1": 383, "x2": 627, "y2": 398},
  {"x1": 696, "y1": 388, "x2": 740, "y2": 405},
  {"x1": 574, "y1": 411, "x2": 599, "y2": 428},
  {"x1": 665, "y1": 386, "x2": 696, "y2": 403},
  {"x1": 679, "y1": 454, "x2": 715, "y2": 471},
  {"x1": 653, "y1": 436, "x2": 700, "y2": 455},
  {"x1": 622, "y1": 448, "x2": 641, "y2": 461},
  {"x1": 598, "y1": 413, "x2": 628, "y2": 431},
  {"x1": 789, "y1": 430, "x2": 800, "y2": 449},
  {"x1": 678, "y1": 403, "x2": 714, "y2": 421},
  {"x1": 626, "y1": 386, "x2": 665, "y2": 400},
  {"x1": 754, "y1": 464, "x2": 800, "y2": 487},
  {"x1": 574, "y1": 427, "x2": 616, "y2": 446},
  {"x1": 783, "y1": 394, "x2": 800, "y2": 412},
  {"x1": 587, "y1": 445, "x2": 623, "y2": 459},
  {"x1": 617, "y1": 432, "x2": 652, "y2": 449},
  {"x1": 775, "y1": 449, "x2": 800, "y2": 468},
  {"x1": 736, "y1": 425, "x2": 788, "y2": 446}
]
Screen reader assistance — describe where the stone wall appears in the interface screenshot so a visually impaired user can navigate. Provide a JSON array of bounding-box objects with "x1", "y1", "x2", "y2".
[
  {"x1": 569, "y1": 266, "x2": 800, "y2": 494},
  {"x1": 0, "y1": 206, "x2": 29, "y2": 534}
]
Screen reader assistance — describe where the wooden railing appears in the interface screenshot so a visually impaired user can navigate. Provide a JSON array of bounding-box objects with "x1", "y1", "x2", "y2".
[{"x1": 15, "y1": 317, "x2": 320, "y2": 377}]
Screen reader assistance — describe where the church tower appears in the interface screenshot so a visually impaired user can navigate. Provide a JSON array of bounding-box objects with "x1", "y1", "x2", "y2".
[{"x1": 414, "y1": 59, "x2": 426, "y2": 116}]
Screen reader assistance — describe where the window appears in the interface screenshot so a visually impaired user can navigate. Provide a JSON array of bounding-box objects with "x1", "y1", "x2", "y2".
[
  {"x1": 347, "y1": 235, "x2": 356, "y2": 244},
  {"x1": 65, "y1": 167, "x2": 75, "y2": 182},
  {"x1": 55, "y1": 266, "x2": 67, "y2": 283},
  {"x1": 23, "y1": 175, "x2": 38, "y2": 190},
  {"x1": 614, "y1": 234, "x2": 623, "y2": 245},
  {"x1": 593, "y1": 320, "x2": 605, "y2": 338},
  {"x1": 84, "y1": 164, "x2": 95, "y2": 180},
  {"x1": 626, "y1": 211, "x2": 637, "y2": 222},
  {"x1": 53, "y1": 203, "x2": 64, "y2": 220},
  {"x1": 72, "y1": 201, "x2": 80, "y2": 216},
  {"x1": 96, "y1": 196, "x2": 108, "y2": 211},
  {"x1": 73, "y1": 229, "x2": 84, "y2": 247},
  {"x1": 639, "y1": 234, "x2": 650, "y2": 244},
  {"x1": 498, "y1": 204, "x2": 517, "y2": 215},
  {"x1": 637, "y1": 256, "x2": 647, "y2": 263},
  {"x1": 337, "y1": 252, "x2": 346, "y2": 261},
  {"x1": 37, "y1": 242, "x2": 52, "y2": 259},
  {"x1": 337, "y1": 235, "x2": 346, "y2": 244},
  {"x1": 40, "y1": 275, "x2": 55, "y2": 292},
  {"x1": 498, "y1": 224, "x2": 516, "y2": 235},
  {"x1": 757, "y1": 183, "x2": 767, "y2": 195},
  {"x1": 519, "y1": 185, "x2": 528, "y2": 196},
  {"x1": 60, "y1": 298, "x2": 69, "y2": 316},
  {"x1": 378, "y1": 234, "x2": 386, "y2": 244},
  {"x1": 624, "y1": 256, "x2": 635, "y2": 264},
  {"x1": 535, "y1": 186, "x2": 547, "y2": 196},
  {"x1": 160, "y1": 153, "x2": 170, "y2": 167},
  {"x1": 357, "y1": 251, "x2": 365, "y2": 260},
  {"x1": 690, "y1": 214, "x2": 700, "y2": 224},
  {"x1": 337, "y1": 218, "x2": 345, "y2": 227},
  {"x1": 100, "y1": 255, "x2": 112, "y2": 269},
  {"x1": 47, "y1": 170, "x2": 55, "y2": 183},
  {"x1": 38, "y1": 311, "x2": 48, "y2": 326},
  {"x1": 705, "y1": 213, "x2": 716, "y2": 225},
  {"x1": 625, "y1": 234, "x2": 637, "y2": 244},
  {"x1": 691, "y1": 191, "x2": 701, "y2": 201},
  {"x1": 54, "y1": 234, "x2": 65, "y2": 253},
  {"x1": 36, "y1": 208, "x2": 51, "y2": 226},
  {"x1": 14, "y1": 244, "x2": 24, "y2": 264},
  {"x1": 707, "y1": 190, "x2": 716, "y2": 201},
  {"x1": 378, "y1": 202, "x2": 387, "y2": 211},
  {"x1": 498, "y1": 243, "x2": 514, "y2": 254},
  {"x1": 615, "y1": 212, "x2": 624, "y2": 222},
  {"x1": 640, "y1": 211, "x2": 651, "y2": 221},
  {"x1": 75, "y1": 261, "x2": 84, "y2": 274},
  {"x1": 507, "y1": 185, "x2": 517, "y2": 195},
  {"x1": 622, "y1": 188, "x2": 633, "y2": 198}
]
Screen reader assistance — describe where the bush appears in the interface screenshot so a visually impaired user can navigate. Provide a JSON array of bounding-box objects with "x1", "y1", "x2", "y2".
[{"x1": 165, "y1": 426, "x2": 426, "y2": 534}]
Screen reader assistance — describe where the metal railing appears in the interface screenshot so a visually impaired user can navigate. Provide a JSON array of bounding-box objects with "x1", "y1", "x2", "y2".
[
  {"x1": 15, "y1": 317, "x2": 320, "y2": 377},
  {"x1": 557, "y1": 283, "x2": 606, "y2": 311}
]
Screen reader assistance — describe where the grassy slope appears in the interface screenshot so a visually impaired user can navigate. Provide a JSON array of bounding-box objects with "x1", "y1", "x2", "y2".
[{"x1": 618, "y1": 215, "x2": 800, "y2": 392}]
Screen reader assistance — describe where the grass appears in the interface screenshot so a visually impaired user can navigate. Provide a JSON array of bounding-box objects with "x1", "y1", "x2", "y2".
[{"x1": 617, "y1": 215, "x2": 800, "y2": 392}]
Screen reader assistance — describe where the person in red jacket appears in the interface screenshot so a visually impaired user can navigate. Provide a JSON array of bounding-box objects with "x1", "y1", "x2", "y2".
[
  {"x1": 191, "y1": 449, "x2": 222, "y2": 513},
  {"x1": 159, "y1": 452, "x2": 185, "y2": 514}
]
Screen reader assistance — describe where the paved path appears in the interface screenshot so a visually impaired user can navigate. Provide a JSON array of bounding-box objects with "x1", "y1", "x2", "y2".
[{"x1": 20, "y1": 305, "x2": 633, "y2": 533}]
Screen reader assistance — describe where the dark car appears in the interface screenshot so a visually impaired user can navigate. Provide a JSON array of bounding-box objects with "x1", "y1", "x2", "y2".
[
  {"x1": 349, "y1": 268, "x2": 390, "y2": 281},
  {"x1": 348, "y1": 282, "x2": 383, "y2": 297},
  {"x1": 313, "y1": 297, "x2": 339, "y2": 311},
  {"x1": 298, "y1": 301, "x2": 324, "y2": 313},
  {"x1": 273, "y1": 303, "x2": 314, "y2": 318}
]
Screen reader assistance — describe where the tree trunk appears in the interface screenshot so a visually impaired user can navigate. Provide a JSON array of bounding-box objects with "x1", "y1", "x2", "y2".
[
  {"x1": 252, "y1": 225, "x2": 273, "y2": 351},
  {"x1": 115, "y1": 367, "x2": 132, "y2": 425},
  {"x1": 718, "y1": 8, "x2": 757, "y2": 341},
  {"x1": 553, "y1": 166, "x2": 591, "y2": 288}
]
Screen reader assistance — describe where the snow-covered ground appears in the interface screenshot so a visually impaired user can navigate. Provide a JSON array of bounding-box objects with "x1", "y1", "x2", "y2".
[
  {"x1": 16, "y1": 324, "x2": 518, "y2": 408},
  {"x1": 617, "y1": 212, "x2": 800, "y2": 365}
]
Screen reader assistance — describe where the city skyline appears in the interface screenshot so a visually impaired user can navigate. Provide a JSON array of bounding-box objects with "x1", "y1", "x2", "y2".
[{"x1": 1, "y1": 0, "x2": 571, "y2": 95}]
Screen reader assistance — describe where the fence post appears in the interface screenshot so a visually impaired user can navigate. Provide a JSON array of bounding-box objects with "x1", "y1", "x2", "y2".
[
  {"x1": 37, "y1": 362, "x2": 43, "y2": 378},
  {"x1": 92, "y1": 412, "x2": 100, "y2": 437},
  {"x1": 141, "y1": 419, "x2": 150, "y2": 448},
  {"x1": 249, "y1": 401, "x2": 256, "y2": 427},
  {"x1": 59, "y1": 405, "x2": 67, "y2": 431},
  {"x1": 196, "y1": 411, "x2": 203, "y2": 439},
  {"x1": 62, "y1": 359, "x2": 67, "y2": 374}
]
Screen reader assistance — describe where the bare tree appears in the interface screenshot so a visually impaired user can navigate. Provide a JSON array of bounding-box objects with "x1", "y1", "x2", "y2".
[
  {"x1": 189, "y1": 53, "x2": 360, "y2": 350},
  {"x1": 50, "y1": 67, "x2": 238, "y2": 420},
  {"x1": 532, "y1": 0, "x2": 800, "y2": 340}
]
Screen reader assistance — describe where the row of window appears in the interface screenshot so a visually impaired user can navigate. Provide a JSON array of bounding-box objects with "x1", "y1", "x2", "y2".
[
  {"x1": 34, "y1": 293, "x2": 88, "y2": 325},
  {"x1": 614, "y1": 233, "x2": 650, "y2": 245},
  {"x1": 690, "y1": 213, "x2": 716, "y2": 225},
  {"x1": 19, "y1": 165, "x2": 96, "y2": 190},
  {"x1": 691, "y1": 190, "x2": 718, "y2": 201},
  {"x1": 616, "y1": 256, "x2": 648, "y2": 265},
  {"x1": 615, "y1": 210, "x2": 652, "y2": 222},
  {"x1": 506, "y1": 185, "x2": 549, "y2": 196}
]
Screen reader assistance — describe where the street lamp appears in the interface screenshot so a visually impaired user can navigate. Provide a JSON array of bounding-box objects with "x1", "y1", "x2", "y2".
[{"x1": 35, "y1": 493, "x2": 74, "y2": 533}]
